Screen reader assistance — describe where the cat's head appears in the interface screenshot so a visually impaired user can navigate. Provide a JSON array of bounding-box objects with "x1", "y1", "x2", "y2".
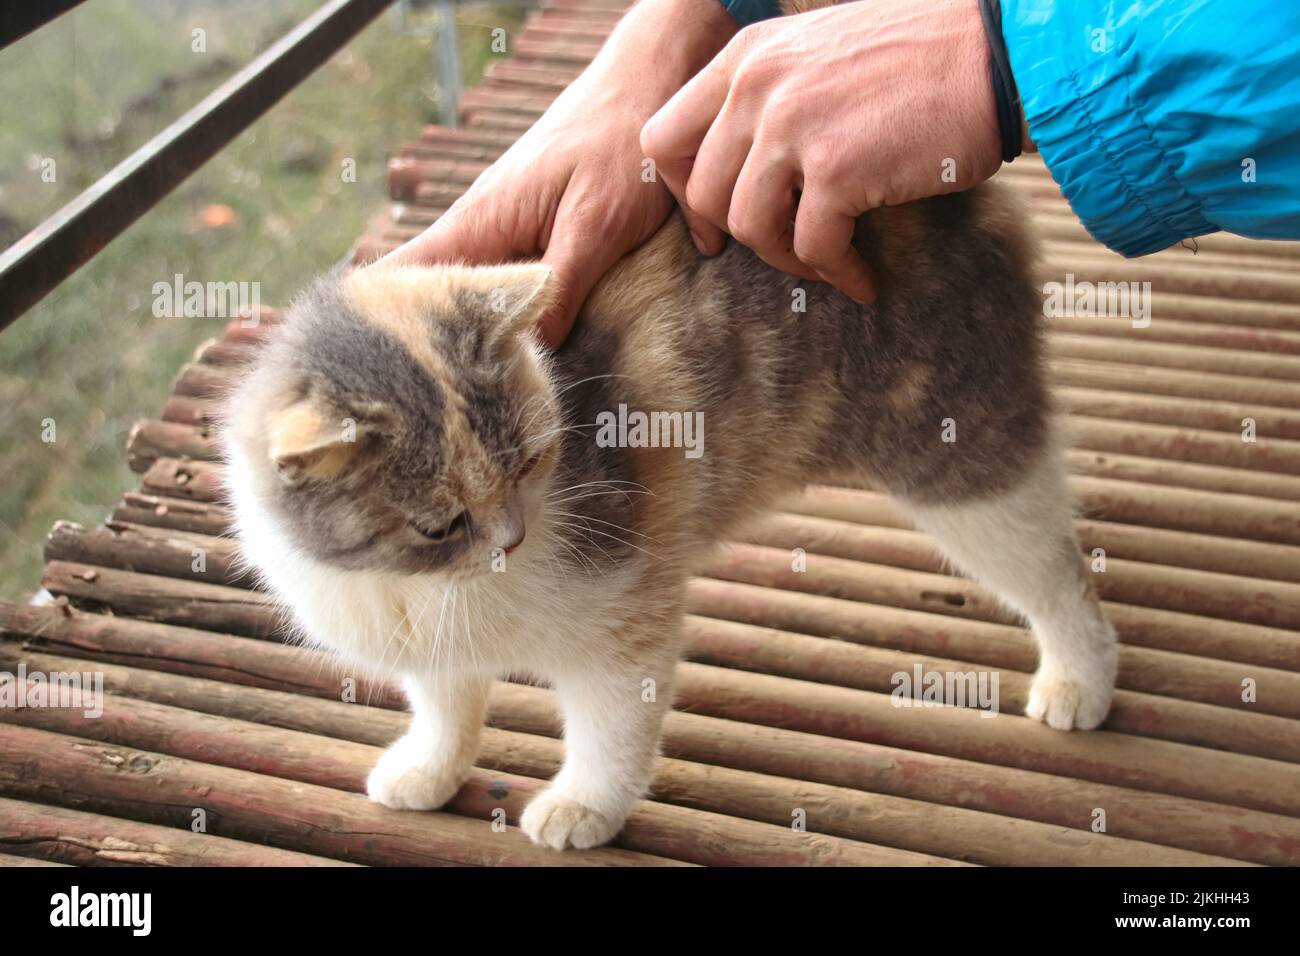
[{"x1": 224, "y1": 262, "x2": 562, "y2": 578}]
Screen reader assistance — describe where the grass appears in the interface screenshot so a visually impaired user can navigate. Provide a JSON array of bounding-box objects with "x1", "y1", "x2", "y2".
[{"x1": 0, "y1": 0, "x2": 530, "y2": 599}]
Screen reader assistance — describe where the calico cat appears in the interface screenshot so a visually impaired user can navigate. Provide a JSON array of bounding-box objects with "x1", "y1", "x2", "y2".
[{"x1": 222, "y1": 189, "x2": 1118, "y2": 850}]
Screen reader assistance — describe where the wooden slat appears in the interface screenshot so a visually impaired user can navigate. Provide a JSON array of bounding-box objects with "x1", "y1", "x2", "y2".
[
  {"x1": 0, "y1": 797, "x2": 357, "y2": 867},
  {"x1": 0, "y1": 852, "x2": 70, "y2": 867}
]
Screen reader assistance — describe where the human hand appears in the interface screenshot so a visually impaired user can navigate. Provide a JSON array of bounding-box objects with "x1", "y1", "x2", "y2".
[
  {"x1": 386, "y1": 0, "x2": 737, "y2": 346},
  {"x1": 640, "y1": 0, "x2": 1003, "y2": 303}
]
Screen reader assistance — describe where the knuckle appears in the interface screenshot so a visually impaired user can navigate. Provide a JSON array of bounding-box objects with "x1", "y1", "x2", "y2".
[
  {"x1": 761, "y1": 98, "x2": 798, "y2": 137},
  {"x1": 726, "y1": 213, "x2": 757, "y2": 248},
  {"x1": 731, "y1": 57, "x2": 776, "y2": 98},
  {"x1": 729, "y1": 41, "x2": 782, "y2": 97},
  {"x1": 754, "y1": 85, "x2": 810, "y2": 150},
  {"x1": 683, "y1": 179, "x2": 721, "y2": 222},
  {"x1": 801, "y1": 141, "x2": 840, "y2": 177}
]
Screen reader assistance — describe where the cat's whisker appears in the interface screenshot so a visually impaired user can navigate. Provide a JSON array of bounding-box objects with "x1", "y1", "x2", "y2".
[
  {"x1": 546, "y1": 479, "x2": 656, "y2": 508},
  {"x1": 434, "y1": 587, "x2": 454, "y2": 674},
  {"x1": 552, "y1": 538, "x2": 602, "y2": 578},
  {"x1": 429, "y1": 586, "x2": 453, "y2": 673},
  {"x1": 548, "y1": 372, "x2": 630, "y2": 401},
  {"x1": 546, "y1": 508, "x2": 660, "y2": 543},
  {"x1": 513, "y1": 372, "x2": 631, "y2": 445},
  {"x1": 547, "y1": 509, "x2": 659, "y2": 563},
  {"x1": 550, "y1": 477, "x2": 652, "y2": 491},
  {"x1": 510, "y1": 389, "x2": 549, "y2": 430},
  {"x1": 540, "y1": 521, "x2": 605, "y2": 576},
  {"x1": 513, "y1": 392, "x2": 555, "y2": 438},
  {"x1": 528, "y1": 422, "x2": 600, "y2": 441},
  {"x1": 363, "y1": 603, "x2": 409, "y2": 704},
  {"x1": 514, "y1": 424, "x2": 597, "y2": 452},
  {"x1": 401, "y1": 586, "x2": 437, "y2": 677},
  {"x1": 542, "y1": 549, "x2": 567, "y2": 582},
  {"x1": 486, "y1": 422, "x2": 600, "y2": 464},
  {"x1": 547, "y1": 517, "x2": 619, "y2": 566},
  {"x1": 545, "y1": 489, "x2": 655, "y2": 510},
  {"x1": 458, "y1": 587, "x2": 482, "y2": 677}
]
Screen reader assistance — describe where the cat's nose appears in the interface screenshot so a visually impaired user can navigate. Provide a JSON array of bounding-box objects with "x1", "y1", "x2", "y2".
[{"x1": 502, "y1": 525, "x2": 525, "y2": 554}]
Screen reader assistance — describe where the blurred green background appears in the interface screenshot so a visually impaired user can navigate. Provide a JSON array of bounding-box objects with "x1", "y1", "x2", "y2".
[{"x1": 0, "y1": 0, "x2": 528, "y2": 598}]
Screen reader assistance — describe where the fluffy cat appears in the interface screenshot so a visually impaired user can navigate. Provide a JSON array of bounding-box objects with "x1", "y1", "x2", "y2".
[{"x1": 222, "y1": 188, "x2": 1118, "y2": 850}]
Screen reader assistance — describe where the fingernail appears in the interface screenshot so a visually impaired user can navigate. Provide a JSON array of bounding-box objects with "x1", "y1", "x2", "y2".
[{"x1": 688, "y1": 228, "x2": 708, "y2": 255}]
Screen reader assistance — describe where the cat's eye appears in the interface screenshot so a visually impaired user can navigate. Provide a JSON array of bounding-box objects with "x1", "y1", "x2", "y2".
[{"x1": 409, "y1": 510, "x2": 468, "y2": 543}]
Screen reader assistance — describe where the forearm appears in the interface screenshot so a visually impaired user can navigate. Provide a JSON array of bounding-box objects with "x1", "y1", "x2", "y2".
[{"x1": 565, "y1": 0, "x2": 739, "y2": 112}]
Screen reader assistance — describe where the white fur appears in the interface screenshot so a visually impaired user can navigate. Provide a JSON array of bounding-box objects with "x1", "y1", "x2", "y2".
[
  {"x1": 225, "y1": 440, "x2": 677, "y2": 849},
  {"x1": 904, "y1": 448, "x2": 1118, "y2": 730}
]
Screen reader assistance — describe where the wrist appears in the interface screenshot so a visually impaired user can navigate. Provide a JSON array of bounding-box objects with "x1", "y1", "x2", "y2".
[{"x1": 596, "y1": 0, "x2": 738, "y2": 93}]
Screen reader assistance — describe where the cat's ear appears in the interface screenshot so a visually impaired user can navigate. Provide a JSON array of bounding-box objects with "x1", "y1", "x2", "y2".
[
  {"x1": 267, "y1": 400, "x2": 371, "y2": 483},
  {"x1": 470, "y1": 264, "x2": 555, "y2": 345}
]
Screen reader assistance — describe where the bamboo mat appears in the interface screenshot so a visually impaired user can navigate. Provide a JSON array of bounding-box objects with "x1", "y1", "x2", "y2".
[{"x1": 3, "y1": 0, "x2": 1300, "y2": 866}]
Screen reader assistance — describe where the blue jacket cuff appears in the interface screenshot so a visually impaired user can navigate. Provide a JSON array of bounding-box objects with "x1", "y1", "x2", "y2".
[
  {"x1": 1002, "y1": 2, "x2": 1216, "y2": 257},
  {"x1": 721, "y1": 0, "x2": 783, "y2": 27}
]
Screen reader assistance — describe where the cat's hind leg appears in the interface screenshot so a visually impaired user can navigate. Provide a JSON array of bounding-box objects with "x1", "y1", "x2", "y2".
[
  {"x1": 900, "y1": 447, "x2": 1118, "y2": 730},
  {"x1": 367, "y1": 672, "x2": 491, "y2": 810}
]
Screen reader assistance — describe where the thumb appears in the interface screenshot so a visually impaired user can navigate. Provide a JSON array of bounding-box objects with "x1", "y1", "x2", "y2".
[
  {"x1": 534, "y1": 220, "x2": 626, "y2": 349},
  {"x1": 683, "y1": 207, "x2": 726, "y2": 256},
  {"x1": 381, "y1": 195, "x2": 508, "y2": 268}
]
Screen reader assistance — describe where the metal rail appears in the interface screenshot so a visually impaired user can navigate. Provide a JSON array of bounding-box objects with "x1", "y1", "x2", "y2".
[
  {"x1": 0, "y1": 1, "x2": 89, "y2": 51},
  {"x1": 0, "y1": 0, "x2": 395, "y2": 331}
]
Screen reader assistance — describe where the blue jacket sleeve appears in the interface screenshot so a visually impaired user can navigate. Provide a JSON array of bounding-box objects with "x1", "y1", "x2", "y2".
[
  {"x1": 1002, "y1": 0, "x2": 1300, "y2": 255},
  {"x1": 720, "y1": 0, "x2": 783, "y2": 27}
]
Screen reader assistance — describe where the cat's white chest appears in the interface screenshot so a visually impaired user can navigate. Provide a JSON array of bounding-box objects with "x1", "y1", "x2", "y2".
[{"x1": 249, "y1": 533, "x2": 632, "y2": 683}]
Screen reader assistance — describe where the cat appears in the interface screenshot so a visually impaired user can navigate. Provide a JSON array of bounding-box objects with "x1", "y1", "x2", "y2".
[{"x1": 221, "y1": 188, "x2": 1118, "y2": 851}]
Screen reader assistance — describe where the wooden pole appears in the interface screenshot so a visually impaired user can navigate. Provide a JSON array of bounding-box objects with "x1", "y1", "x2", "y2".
[
  {"x1": 0, "y1": 797, "x2": 357, "y2": 866},
  {"x1": 0, "y1": 723, "x2": 684, "y2": 867}
]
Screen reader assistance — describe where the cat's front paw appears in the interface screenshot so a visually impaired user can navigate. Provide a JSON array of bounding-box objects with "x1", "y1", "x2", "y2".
[
  {"x1": 367, "y1": 735, "x2": 467, "y2": 811},
  {"x1": 520, "y1": 789, "x2": 624, "y2": 850},
  {"x1": 1026, "y1": 669, "x2": 1113, "y2": 731}
]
